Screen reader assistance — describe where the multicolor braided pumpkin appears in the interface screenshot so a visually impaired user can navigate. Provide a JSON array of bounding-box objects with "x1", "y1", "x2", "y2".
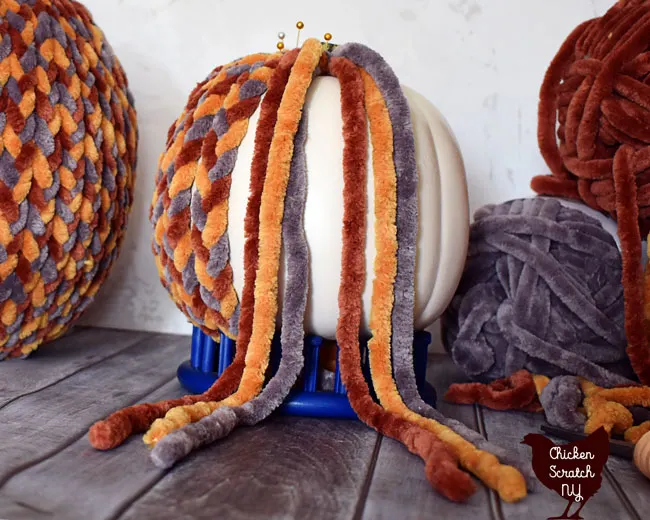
[{"x1": 0, "y1": 0, "x2": 137, "y2": 359}]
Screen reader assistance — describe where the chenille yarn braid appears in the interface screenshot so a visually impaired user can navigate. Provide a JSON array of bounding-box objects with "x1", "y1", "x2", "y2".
[
  {"x1": 0, "y1": 0, "x2": 137, "y2": 359},
  {"x1": 147, "y1": 49, "x2": 481, "y2": 502},
  {"x1": 150, "y1": 51, "x2": 524, "y2": 498},
  {"x1": 144, "y1": 49, "x2": 473, "y2": 502},
  {"x1": 141, "y1": 49, "x2": 481, "y2": 502},
  {"x1": 154, "y1": 53, "x2": 278, "y2": 338},
  {"x1": 142, "y1": 39, "x2": 322, "y2": 446},
  {"x1": 88, "y1": 52, "x2": 285, "y2": 450},
  {"x1": 532, "y1": 0, "x2": 650, "y2": 384},
  {"x1": 150, "y1": 89, "x2": 311, "y2": 470},
  {"x1": 332, "y1": 44, "x2": 526, "y2": 502}
]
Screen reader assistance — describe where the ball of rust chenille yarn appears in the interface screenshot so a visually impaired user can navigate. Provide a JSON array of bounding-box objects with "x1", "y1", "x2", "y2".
[
  {"x1": 442, "y1": 198, "x2": 636, "y2": 388},
  {"x1": 532, "y1": 0, "x2": 650, "y2": 383},
  {"x1": 0, "y1": 0, "x2": 137, "y2": 359}
]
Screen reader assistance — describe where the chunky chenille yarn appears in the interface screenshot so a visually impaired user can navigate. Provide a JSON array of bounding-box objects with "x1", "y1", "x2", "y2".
[
  {"x1": 443, "y1": 198, "x2": 635, "y2": 388},
  {"x1": 0, "y1": 0, "x2": 137, "y2": 359},
  {"x1": 532, "y1": 0, "x2": 650, "y2": 384}
]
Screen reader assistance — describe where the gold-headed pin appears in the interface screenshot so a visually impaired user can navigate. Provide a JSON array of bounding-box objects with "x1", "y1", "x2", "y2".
[
  {"x1": 276, "y1": 31, "x2": 285, "y2": 51},
  {"x1": 296, "y1": 20, "x2": 304, "y2": 47},
  {"x1": 321, "y1": 32, "x2": 336, "y2": 52}
]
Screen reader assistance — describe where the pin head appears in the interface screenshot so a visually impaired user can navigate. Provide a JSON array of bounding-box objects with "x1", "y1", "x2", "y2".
[
  {"x1": 296, "y1": 21, "x2": 304, "y2": 29},
  {"x1": 277, "y1": 41, "x2": 285, "y2": 50},
  {"x1": 324, "y1": 32, "x2": 332, "y2": 41},
  {"x1": 278, "y1": 31, "x2": 285, "y2": 40}
]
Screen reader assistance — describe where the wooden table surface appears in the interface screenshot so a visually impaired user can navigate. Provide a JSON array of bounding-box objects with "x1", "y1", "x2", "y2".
[{"x1": 0, "y1": 327, "x2": 648, "y2": 520}]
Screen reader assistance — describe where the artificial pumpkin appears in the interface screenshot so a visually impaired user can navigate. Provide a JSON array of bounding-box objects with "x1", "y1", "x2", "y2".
[
  {"x1": 635, "y1": 431, "x2": 650, "y2": 480},
  {"x1": 227, "y1": 76, "x2": 469, "y2": 338}
]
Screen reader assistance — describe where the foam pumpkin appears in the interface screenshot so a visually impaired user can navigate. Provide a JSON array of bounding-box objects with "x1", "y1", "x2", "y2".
[
  {"x1": 90, "y1": 42, "x2": 531, "y2": 505},
  {"x1": 151, "y1": 54, "x2": 469, "y2": 341},
  {"x1": 226, "y1": 77, "x2": 469, "y2": 338},
  {"x1": 635, "y1": 431, "x2": 650, "y2": 480}
]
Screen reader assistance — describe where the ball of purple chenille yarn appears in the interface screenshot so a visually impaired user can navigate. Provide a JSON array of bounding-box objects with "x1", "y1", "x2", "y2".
[{"x1": 442, "y1": 197, "x2": 637, "y2": 388}]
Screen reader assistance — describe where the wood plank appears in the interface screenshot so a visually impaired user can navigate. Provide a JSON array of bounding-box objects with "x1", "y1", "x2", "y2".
[
  {"x1": 0, "y1": 496, "x2": 53, "y2": 519},
  {"x1": 361, "y1": 354, "x2": 492, "y2": 520},
  {"x1": 605, "y1": 455, "x2": 649, "y2": 517},
  {"x1": 0, "y1": 380, "x2": 186, "y2": 520},
  {"x1": 0, "y1": 327, "x2": 149, "y2": 409},
  {"x1": 119, "y1": 416, "x2": 379, "y2": 520},
  {"x1": 481, "y1": 407, "x2": 633, "y2": 520},
  {"x1": 0, "y1": 331, "x2": 188, "y2": 488}
]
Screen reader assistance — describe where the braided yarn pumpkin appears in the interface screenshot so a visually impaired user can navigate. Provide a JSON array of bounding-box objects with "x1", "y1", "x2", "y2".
[
  {"x1": 0, "y1": 0, "x2": 137, "y2": 359},
  {"x1": 90, "y1": 41, "x2": 538, "y2": 504},
  {"x1": 532, "y1": 0, "x2": 650, "y2": 384}
]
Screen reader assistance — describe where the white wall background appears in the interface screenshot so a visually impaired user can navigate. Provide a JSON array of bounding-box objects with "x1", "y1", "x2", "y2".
[{"x1": 79, "y1": 0, "x2": 615, "y2": 342}]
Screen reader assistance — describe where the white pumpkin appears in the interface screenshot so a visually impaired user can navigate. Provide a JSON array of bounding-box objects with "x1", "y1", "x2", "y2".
[
  {"x1": 228, "y1": 77, "x2": 469, "y2": 338},
  {"x1": 634, "y1": 431, "x2": 650, "y2": 480}
]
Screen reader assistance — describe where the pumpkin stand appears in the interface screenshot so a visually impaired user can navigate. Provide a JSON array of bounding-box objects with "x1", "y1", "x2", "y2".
[{"x1": 178, "y1": 327, "x2": 437, "y2": 419}]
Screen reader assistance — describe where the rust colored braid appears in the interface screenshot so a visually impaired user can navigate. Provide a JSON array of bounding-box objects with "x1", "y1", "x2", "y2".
[
  {"x1": 0, "y1": 0, "x2": 137, "y2": 359},
  {"x1": 532, "y1": 0, "x2": 650, "y2": 383},
  {"x1": 328, "y1": 55, "x2": 475, "y2": 503},
  {"x1": 445, "y1": 370, "x2": 543, "y2": 412},
  {"x1": 88, "y1": 51, "x2": 298, "y2": 451}
]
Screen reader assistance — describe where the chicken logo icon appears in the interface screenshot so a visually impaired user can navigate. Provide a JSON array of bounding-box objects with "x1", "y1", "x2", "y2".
[{"x1": 521, "y1": 427, "x2": 610, "y2": 519}]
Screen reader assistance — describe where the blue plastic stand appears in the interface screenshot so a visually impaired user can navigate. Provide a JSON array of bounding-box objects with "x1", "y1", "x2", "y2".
[{"x1": 177, "y1": 327, "x2": 437, "y2": 419}]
